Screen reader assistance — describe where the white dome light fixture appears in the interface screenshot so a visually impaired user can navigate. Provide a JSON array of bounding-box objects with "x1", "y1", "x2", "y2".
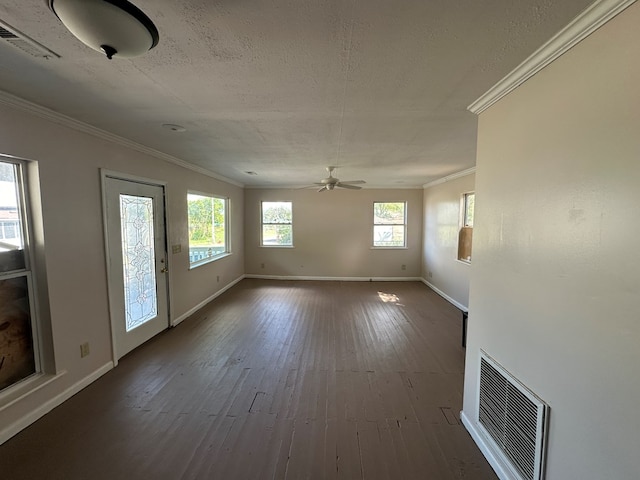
[{"x1": 49, "y1": 0, "x2": 159, "y2": 60}]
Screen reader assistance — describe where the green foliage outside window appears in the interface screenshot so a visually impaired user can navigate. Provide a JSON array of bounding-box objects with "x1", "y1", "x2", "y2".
[
  {"x1": 373, "y1": 202, "x2": 406, "y2": 247},
  {"x1": 261, "y1": 202, "x2": 293, "y2": 246},
  {"x1": 188, "y1": 193, "x2": 227, "y2": 264}
]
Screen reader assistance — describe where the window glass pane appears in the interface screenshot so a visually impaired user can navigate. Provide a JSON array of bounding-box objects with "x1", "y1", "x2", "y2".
[
  {"x1": 0, "y1": 275, "x2": 36, "y2": 390},
  {"x1": 262, "y1": 202, "x2": 292, "y2": 224},
  {"x1": 262, "y1": 224, "x2": 292, "y2": 246},
  {"x1": 464, "y1": 193, "x2": 475, "y2": 227},
  {"x1": 120, "y1": 195, "x2": 157, "y2": 331},
  {"x1": 0, "y1": 162, "x2": 26, "y2": 272},
  {"x1": 374, "y1": 225, "x2": 405, "y2": 247},
  {"x1": 374, "y1": 202, "x2": 405, "y2": 225},
  {"x1": 188, "y1": 193, "x2": 228, "y2": 264}
]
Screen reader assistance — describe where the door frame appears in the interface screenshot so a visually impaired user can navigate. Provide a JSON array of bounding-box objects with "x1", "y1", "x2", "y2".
[{"x1": 100, "y1": 169, "x2": 172, "y2": 366}]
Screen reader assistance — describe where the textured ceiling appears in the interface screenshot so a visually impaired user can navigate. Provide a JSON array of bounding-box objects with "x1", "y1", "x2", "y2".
[{"x1": 0, "y1": 0, "x2": 594, "y2": 187}]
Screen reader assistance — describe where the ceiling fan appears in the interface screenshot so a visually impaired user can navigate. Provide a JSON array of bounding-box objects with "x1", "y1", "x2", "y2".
[{"x1": 312, "y1": 166, "x2": 366, "y2": 192}]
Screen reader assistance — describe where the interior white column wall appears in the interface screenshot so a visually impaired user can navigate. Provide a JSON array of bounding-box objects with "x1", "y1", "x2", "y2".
[{"x1": 463, "y1": 4, "x2": 640, "y2": 479}]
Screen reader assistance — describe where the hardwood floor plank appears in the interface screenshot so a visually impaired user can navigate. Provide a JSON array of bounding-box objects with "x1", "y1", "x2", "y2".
[{"x1": 0, "y1": 280, "x2": 497, "y2": 479}]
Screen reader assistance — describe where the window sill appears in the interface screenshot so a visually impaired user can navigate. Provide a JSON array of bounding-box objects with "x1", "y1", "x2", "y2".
[
  {"x1": 260, "y1": 245, "x2": 295, "y2": 248},
  {"x1": 456, "y1": 258, "x2": 471, "y2": 265},
  {"x1": 371, "y1": 246, "x2": 408, "y2": 250},
  {"x1": 189, "y1": 252, "x2": 232, "y2": 270},
  {"x1": 0, "y1": 371, "x2": 67, "y2": 412}
]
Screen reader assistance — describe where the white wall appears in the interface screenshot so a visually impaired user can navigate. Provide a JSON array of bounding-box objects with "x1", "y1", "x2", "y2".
[
  {"x1": 463, "y1": 4, "x2": 640, "y2": 479},
  {"x1": 245, "y1": 188, "x2": 423, "y2": 279},
  {"x1": 422, "y1": 172, "x2": 475, "y2": 310},
  {"x1": 0, "y1": 101, "x2": 244, "y2": 442}
]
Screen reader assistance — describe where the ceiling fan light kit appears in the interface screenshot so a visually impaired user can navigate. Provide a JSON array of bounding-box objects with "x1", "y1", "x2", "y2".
[
  {"x1": 49, "y1": 0, "x2": 159, "y2": 59},
  {"x1": 314, "y1": 166, "x2": 365, "y2": 192}
]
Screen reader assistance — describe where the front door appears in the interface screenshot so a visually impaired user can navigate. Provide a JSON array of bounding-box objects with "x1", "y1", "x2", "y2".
[{"x1": 104, "y1": 175, "x2": 169, "y2": 360}]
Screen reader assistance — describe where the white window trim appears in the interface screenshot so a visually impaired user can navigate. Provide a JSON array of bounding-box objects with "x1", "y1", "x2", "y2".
[
  {"x1": 461, "y1": 191, "x2": 475, "y2": 228},
  {"x1": 260, "y1": 201, "x2": 294, "y2": 247},
  {"x1": 372, "y1": 201, "x2": 407, "y2": 248},
  {"x1": 457, "y1": 191, "x2": 474, "y2": 263},
  {"x1": 187, "y1": 191, "x2": 230, "y2": 268},
  {"x1": 0, "y1": 158, "x2": 43, "y2": 397}
]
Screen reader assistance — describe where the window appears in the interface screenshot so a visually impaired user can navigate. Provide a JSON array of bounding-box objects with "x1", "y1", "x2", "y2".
[
  {"x1": 261, "y1": 201, "x2": 293, "y2": 246},
  {"x1": 463, "y1": 192, "x2": 475, "y2": 228},
  {"x1": 373, "y1": 202, "x2": 406, "y2": 247},
  {"x1": 0, "y1": 160, "x2": 39, "y2": 392},
  {"x1": 458, "y1": 192, "x2": 474, "y2": 262},
  {"x1": 187, "y1": 193, "x2": 229, "y2": 266}
]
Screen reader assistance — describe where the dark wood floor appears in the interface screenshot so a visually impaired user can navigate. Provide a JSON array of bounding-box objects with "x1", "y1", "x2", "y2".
[{"x1": 0, "y1": 279, "x2": 497, "y2": 479}]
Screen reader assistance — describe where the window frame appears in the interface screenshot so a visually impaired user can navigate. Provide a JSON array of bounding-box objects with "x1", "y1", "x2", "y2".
[
  {"x1": 457, "y1": 191, "x2": 475, "y2": 263},
  {"x1": 0, "y1": 158, "x2": 42, "y2": 393},
  {"x1": 372, "y1": 201, "x2": 407, "y2": 248},
  {"x1": 462, "y1": 192, "x2": 475, "y2": 228},
  {"x1": 260, "y1": 201, "x2": 294, "y2": 247},
  {"x1": 187, "y1": 191, "x2": 230, "y2": 268}
]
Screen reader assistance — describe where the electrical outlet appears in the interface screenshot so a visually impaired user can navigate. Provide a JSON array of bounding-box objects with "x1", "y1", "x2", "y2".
[
  {"x1": 80, "y1": 342, "x2": 90, "y2": 358},
  {"x1": 428, "y1": 271, "x2": 433, "y2": 278},
  {"x1": 260, "y1": 263, "x2": 265, "y2": 269},
  {"x1": 401, "y1": 264, "x2": 406, "y2": 270},
  {"x1": 216, "y1": 275, "x2": 220, "y2": 282}
]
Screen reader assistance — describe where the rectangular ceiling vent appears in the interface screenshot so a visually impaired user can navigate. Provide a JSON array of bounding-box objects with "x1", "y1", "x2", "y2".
[
  {"x1": 478, "y1": 352, "x2": 549, "y2": 480},
  {"x1": 0, "y1": 20, "x2": 60, "y2": 59}
]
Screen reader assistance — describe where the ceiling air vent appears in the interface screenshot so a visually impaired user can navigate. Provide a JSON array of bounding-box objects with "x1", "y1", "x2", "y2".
[
  {"x1": 478, "y1": 352, "x2": 549, "y2": 480},
  {"x1": 0, "y1": 20, "x2": 60, "y2": 59}
]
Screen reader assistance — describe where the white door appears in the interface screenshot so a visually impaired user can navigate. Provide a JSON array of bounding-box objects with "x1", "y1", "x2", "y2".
[{"x1": 104, "y1": 176, "x2": 169, "y2": 360}]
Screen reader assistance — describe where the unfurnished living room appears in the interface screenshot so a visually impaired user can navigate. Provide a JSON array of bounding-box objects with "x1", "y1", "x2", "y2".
[{"x1": 0, "y1": 1, "x2": 638, "y2": 479}]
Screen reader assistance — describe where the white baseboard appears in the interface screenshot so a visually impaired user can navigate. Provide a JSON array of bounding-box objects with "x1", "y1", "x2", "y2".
[
  {"x1": 171, "y1": 274, "x2": 246, "y2": 326},
  {"x1": 461, "y1": 410, "x2": 517, "y2": 480},
  {"x1": 244, "y1": 274, "x2": 422, "y2": 282},
  {"x1": 0, "y1": 362, "x2": 114, "y2": 445},
  {"x1": 421, "y1": 278, "x2": 468, "y2": 312}
]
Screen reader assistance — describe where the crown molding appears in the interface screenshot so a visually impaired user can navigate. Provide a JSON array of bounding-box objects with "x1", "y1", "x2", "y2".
[
  {"x1": 244, "y1": 184, "x2": 424, "y2": 190},
  {"x1": 0, "y1": 90, "x2": 244, "y2": 187},
  {"x1": 468, "y1": 0, "x2": 637, "y2": 115},
  {"x1": 423, "y1": 167, "x2": 476, "y2": 189}
]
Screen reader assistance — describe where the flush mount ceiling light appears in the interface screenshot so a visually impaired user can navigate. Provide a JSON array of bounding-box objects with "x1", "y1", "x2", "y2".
[{"x1": 49, "y1": 0, "x2": 159, "y2": 59}]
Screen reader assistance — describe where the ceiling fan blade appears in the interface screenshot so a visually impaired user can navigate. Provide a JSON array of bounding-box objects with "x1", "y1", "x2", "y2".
[
  {"x1": 318, "y1": 186, "x2": 328, "y2": 192},
  {"x1": 339, "y1": 180, "x2": 366, "y2": 185},
  {"x1": 336, "y1": 183, "x2": 362, "y2": 190}
]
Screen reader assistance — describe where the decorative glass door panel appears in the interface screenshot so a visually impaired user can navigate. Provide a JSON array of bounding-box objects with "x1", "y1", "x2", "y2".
[
  {"x1": 120, "y1": 195, "x2": 158, "y2": 331},
  {"x1": 104, "y1": 176, "x2": 168, "y2": 361}
]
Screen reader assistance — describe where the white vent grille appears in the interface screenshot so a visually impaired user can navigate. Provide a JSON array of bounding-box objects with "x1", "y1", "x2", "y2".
[
  {"x1": 478, "y1": 352, "x2": 549, "y2": 480},
  {"x1": 0, "y1": 20, "x2": 60, "y2": 59}
]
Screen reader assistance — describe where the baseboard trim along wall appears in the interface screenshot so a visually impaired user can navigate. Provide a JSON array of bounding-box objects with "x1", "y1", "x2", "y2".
[
  {"x1": 0, "y1": 362, "x2": 113, "y2": 445},
  {"x1": 461, "y1": 411, "x2": 514, "y2": 480},
  {"x1": 172, "y1": 274, "x2": 246, "y2": 326},
  {"x1": 245, "y1": 275, "x2": 422, "y2": 282},
  {"x1": 421, "y1": 278, "x2": 468, "y2": 312}
]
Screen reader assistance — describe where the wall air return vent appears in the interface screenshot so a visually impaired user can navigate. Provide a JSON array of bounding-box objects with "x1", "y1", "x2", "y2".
[
  {"x1": 478, "y1": 352, "x2": 549, "y2": 480},
  {"x1": 0, "y1": 20, "x2": 60, "y2": 59}
]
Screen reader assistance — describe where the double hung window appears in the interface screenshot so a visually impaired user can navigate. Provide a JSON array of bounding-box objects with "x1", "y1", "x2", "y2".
[
  {"x1": 0, "y1": 160, "x2": 39, "y2": 392},
  {"x1": 457, "y1": 192, "x2": 474, "y2": 262},
  {"x1": 261, "y1": 201, "x2": 293, "y2": 247},
  {"x1": 373, "y1": 202, "x2": 406, "y2": 247},
  {"x1": 187, "y1": 193, "x2": 229, "y2": 266}
]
